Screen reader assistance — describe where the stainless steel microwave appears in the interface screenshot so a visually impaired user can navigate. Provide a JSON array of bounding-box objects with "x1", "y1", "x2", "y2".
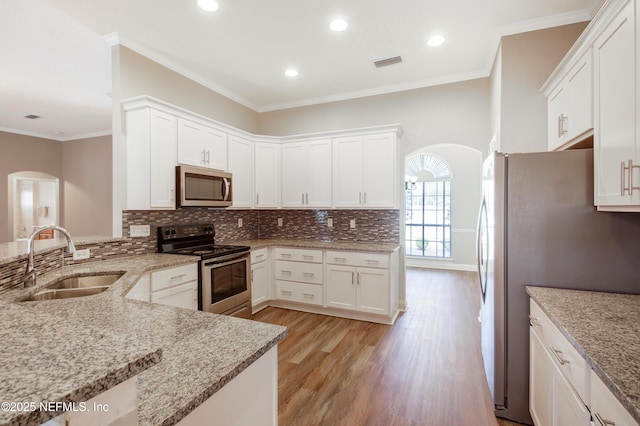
[{"x1": 176, "y1": 165, "x2": 232, "y2": 207}]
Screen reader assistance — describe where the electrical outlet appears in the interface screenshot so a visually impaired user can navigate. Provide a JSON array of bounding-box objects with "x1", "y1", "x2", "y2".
[
  {"x1": 327, "y1": 218, "x2": 333, "y2": 228},
  {"x1": 73, "y1": 248, "x2": 90, "y2": 261},
  {"x1": 277, "y1": 218, "x2": 283, "y2": 227},
  {"x1": 238, "y1": 218, "x2": 243, "y2": 227},
  {"x1": 130, "y1": 225, "x2": 150, "y2": 237},
  {"x1": 350, "y1": 219, "x2": 356, "y2": 229}
]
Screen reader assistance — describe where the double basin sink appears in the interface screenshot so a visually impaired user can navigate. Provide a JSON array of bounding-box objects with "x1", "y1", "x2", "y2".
[{"x1": 24, "y1": 273, "x2": 124, "y2": 301}]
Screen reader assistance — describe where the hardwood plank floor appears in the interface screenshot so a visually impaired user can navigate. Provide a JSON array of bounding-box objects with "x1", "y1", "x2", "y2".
[{"x1": 253, "y1": 268, "x2": 510, "y2": 426}]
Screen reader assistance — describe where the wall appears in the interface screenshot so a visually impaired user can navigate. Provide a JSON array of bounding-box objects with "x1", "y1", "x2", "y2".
[
  {"x1": 498, "y1": 23, "x2": 587, "y2": 154},
  {"x1": 0, "y1": 132, "x2": 63, "y2": 243},
  {"x1": 62, "y1": 135, "x2": 112, "y2": 237}
]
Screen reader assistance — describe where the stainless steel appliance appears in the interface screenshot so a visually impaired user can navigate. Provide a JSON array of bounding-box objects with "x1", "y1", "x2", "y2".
[
  {"x1": 157, "y1": 224, "x2": 251, "y2": 318},
  {"x1": 176, "y1": 165, "x2": 232, "y2": 208},
  {"x1": 477, "y1": 149, "x2": 640, "y2": 424}
]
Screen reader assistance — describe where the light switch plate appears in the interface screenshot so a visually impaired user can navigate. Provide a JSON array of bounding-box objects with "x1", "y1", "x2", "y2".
[
  {"x1": 327, "y1": 218, "x2": 333, "y2": 228},
  {"x1": 73, "y1": 248, "x2": 90, "y2": 261},
  {"x1": 238, "y1": 218, "x2": 243, "y2": 227},
  {"x1": 350, "y1": 219, "x2": 356, "y2": 229},
  {"x1": 130, "y1": 225, "x2": 150, "y2": 237},
  {"x1": 277, "y1": 218, "x2": 283, "y2": 227}
]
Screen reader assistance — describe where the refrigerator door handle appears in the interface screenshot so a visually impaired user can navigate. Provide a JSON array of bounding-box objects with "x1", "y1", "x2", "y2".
[{"x1": 476, "y1": 197, "x2": 489, "y2": 302}]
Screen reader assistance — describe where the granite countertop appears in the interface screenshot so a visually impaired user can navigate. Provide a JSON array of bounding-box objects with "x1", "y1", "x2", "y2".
[
  {"x1": 527, "y1": 286, "x2": 640, "y2": 424},
  {"x1": 0, "y1": 236, "x2": 120, "y2": 265},
  {"x1": 0, "y1": 254, "x2": 287, "y2": 426},
  {"x1": 229, "y1": 238, "x2": 401, "y2": 253}
]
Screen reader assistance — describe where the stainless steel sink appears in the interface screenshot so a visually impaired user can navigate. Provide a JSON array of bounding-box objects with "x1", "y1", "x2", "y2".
[{"x1": 24, "y1": 273, "x2": 124, "y2": 301}]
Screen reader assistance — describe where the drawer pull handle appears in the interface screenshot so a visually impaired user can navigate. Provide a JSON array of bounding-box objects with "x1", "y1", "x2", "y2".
[
  {"x1": 170, "y1": 274, "x2": 187, "y2": 280},
  {"x1": 595, "y1": 412, "x2": 616, "y2": 426},
  {"x1": 303, "y1": 272, "x2": 315, "y2": 277},
  {"x1": 255, "y1": 254, "x2": 264, "y2": 259},
  {"x1": 303, "y1": 255, "x2": 314, "y2": 260},
  {"x1": 528, "y1": 315, "x2": 541, "y2": 327},
  {"x1": 280, "y1": 290, "x2": 293, "y2": 295},
  {"x1": 334, "y1": 257, "x2": 347, "y2": 262},
  {"x1": 281, "y1": 253, "x2": 292, "y2": 258},
  {"x1": 280, "y1": 270, "x2": 292, "y2": 274},
  {"x1": 551, "y1": 347, "x2": 570, "y2": 365},
  {"x1": 302, "y1": 293, "x2": 314, "y2": 298},
  {"x1": 366, "y1": 259, "x2": 379, "y2": 264}
]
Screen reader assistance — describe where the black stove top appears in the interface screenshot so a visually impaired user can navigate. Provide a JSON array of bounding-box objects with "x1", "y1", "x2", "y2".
[{"x1": 157, "y1": 224, "x2": 250, "y2": 260}]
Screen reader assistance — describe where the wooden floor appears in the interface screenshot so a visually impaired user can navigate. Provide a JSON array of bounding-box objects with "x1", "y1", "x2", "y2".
[{"x1": 253, "y1": 268, "x2": 517, "y2": 426}]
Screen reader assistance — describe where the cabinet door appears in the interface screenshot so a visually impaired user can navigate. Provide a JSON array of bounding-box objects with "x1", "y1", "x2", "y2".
[
  {"x1": 305, "y1": 139, "x2": 332, "y2": 207},
  {"x1": 254, "y1": 143, "x2": 280, "y2": 208},
  {"x1": 281, "y1": 143, "x2": 307, "y2": 207},
  {"x1": 530, "y1": 330, "x2": 554, "y2": 426},
  {"x1": 554, "y1": 366, "x2": 590, "y2": 426},
  {"x1": 177, "y1": 119, "x2": 206, "y2": 167},
  {"x1": 325, "y1": 265, "x2": 356, "y2": 310},
  {"x1": 151, "y1": 281, "x2": 198, "y2": 310},
  {"x1": 356, "y1": 267, "x2": 389, "y2": 315},
  {"x1": 333, "y1": 136, "x2": 364, "y2": 208},
  {"x1": 591, "y1": 370, "x2": 640, "y2": 426},
  {"x1": 363, "y1": 133, "x2": 396, "y2": 208},
  {"x1": 251, "y1": 261, "x2": 269, "y2": 307},
  {"x1": 548, "y1": 85, "x2": 569, "y2": 150},
  {"x1": 149, "y1": 110, "x2": 178, "y2": 209},
  {"x1": 203, "y1": 127, "x2": 227, "y2": 171},
  {"x1": 566, "y1": 51, "x2": 593, "y2": 142},
  {"x1": 594, "y1": 1, "x2": 636, "y2": 206},
  {"x1": 228, "y1": 135, "x2": 254, "y2": 208}
]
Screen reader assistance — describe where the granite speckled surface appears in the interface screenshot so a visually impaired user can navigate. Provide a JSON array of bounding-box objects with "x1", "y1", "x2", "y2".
[
  {"x1": 229, "y1": 238, "x2": 401, "y2": 253},
  {"x1": 527, "y1": 286, "x2": 640, "y2": 424},
  {"x1": 0, "y1": 254, "x2": 287, "y2": 426}
]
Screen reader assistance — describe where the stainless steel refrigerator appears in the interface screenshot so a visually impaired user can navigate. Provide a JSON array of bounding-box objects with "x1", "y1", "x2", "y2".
[{"x1": 477, "y1": 149, "x2": 640, "y2": 425}]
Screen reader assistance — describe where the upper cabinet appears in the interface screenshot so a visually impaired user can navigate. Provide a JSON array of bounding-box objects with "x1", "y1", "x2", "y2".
[
  {"x1": 333, "y1": 133, "x2": 398, "y2": 208},
  {"x1": 227, "y1": 135, "x2": 254, "y2": 208},
  {"x1": 543, "y1": 0, "x2": 640, "y2": 211},
  {"x1": 281, "y1": 139, "x2": 332, "y2": 208},
  {"x1": 254, "y1": 143, "x2": 280, "y2": 208},
  {"x1": 545, "y1": 50, "x2": 593, "y2": 151},
  {"x1": 177, "y1": 119, "x2": 228, "y2": 171}
]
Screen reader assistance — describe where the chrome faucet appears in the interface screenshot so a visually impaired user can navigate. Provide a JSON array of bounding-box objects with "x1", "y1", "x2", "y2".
[{"x1": 24, "y1": 225, "x2": 75, "y2": 287}]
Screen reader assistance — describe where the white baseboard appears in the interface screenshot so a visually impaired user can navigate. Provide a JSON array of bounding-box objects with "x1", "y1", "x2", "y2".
[{"x1": 404, "y1": 257, "x2": 476, "y2": 272}]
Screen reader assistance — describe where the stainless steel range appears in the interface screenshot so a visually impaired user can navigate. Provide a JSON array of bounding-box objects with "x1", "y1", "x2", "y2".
[{"x1": 157, "y1": 224, "x2": 252, "y2": 318}]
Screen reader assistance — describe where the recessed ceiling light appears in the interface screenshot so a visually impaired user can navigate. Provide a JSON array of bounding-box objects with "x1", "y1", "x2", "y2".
[
  {"x1": 330, "y1": 19, "x2": 348, "y2": 32},
  {"x1": 427, "y1": 35, "x2": 445, "y2": 47},
  {"x1": 285, "y1": 69, "x2": 299, "y2": 77},
  {"x1": 197, "y1": 0, "x2": 219, "y2": 12}
]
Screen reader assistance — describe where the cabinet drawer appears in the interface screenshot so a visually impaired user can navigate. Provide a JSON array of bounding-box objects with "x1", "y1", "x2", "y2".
[
  {"x1": 275, "y1": 280, "x2": 323, "y2": 306},
  {"x1": 530, "y1": 300, "x2": 589, "y2": 404},
  {"x1": 591, "y1": 370, "x2": 639, "y2": 426},
  {"x1": 151, "y1": 281, "x2": 198, "y2": 310},
  {"x1": 275, "y1": 247, "x2": 323, "y2": 263},
  {"x1": 326, "y1": 250, "x2": 389, "y2": 268},
  {"x1": 275, "y1": 260, "x2": 323, "y2": 284},
  {"x1": 251, "y1": 248, "x2": 268, "y2": 264},
  {"x1": 151, "y1": 263, "x2": 198, "y2": 291}
]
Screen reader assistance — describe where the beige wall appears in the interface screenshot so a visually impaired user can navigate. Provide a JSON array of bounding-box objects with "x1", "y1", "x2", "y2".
[
  {"x1": 118, "y1": 46, "x2": 259, "y2": 133},
  {"x1": 0, "y1": 132, "x2": 63, "y2": 243},
  {"x1": 62, "y1": 135, "x2": 112, "y2": 237},
  {"x1": 498, "y1": 23, "x2": 587, "y2": 154}
]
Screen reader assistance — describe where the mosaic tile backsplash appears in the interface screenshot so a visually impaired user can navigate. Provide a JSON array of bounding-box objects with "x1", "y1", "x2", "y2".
[{"x1": 0, "y1": 208, "x2": 399, "y2": 291}]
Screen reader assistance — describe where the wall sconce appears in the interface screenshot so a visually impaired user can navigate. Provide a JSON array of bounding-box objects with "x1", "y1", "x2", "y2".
[{"x1": 405, "y1": 175, "x2": 418, "y2": 191}]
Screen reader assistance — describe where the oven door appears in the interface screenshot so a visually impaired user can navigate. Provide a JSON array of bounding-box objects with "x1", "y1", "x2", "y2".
[{"x1": 201, "y1": 252, "x2": 251, "y2": 318}]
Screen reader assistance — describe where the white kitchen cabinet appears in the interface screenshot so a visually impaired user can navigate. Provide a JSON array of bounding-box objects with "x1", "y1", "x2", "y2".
[
  {"x1": 273, "y1": 247, "x2": 324, "y2": 306},
  {"x1": 325, "y1": 250, "x2": 395, "y2": 316},
  {"x1": 125, "y1": 107, "x2": 178, "y2": 210},
  {"x1": 227, "y1": 135, "x2": 254, "y2": 208},
  {"x1": 591, "y1": 370, "x2": 640, "y2": 426},
  {"x1": 529, "y1": 299, "x2": 591, "y2": 426},
  {"x1": 149, "y1": 263, "x2": 199, "y2": 310},
  {"x1": 251, "y1": 248, "x2": 270, "y2": 312},
  {"x1": 254, "y1": 143, "x2": 280, "y2": 208},
  {"x1": 177, "y1": 118, "x2": 227, "y2": 170},
  {"x1": 594, "y1": 0, "x2": 639, "y2": 209},
  {"x1": 332, "y1": 133, "x2": 397, "y2": 208},
  {"x1": 545, "y1": 50, "x2": 593, "y2": 151},
  {"x1": 281, "y1": 139, "x2": 332, "y2": 208}
]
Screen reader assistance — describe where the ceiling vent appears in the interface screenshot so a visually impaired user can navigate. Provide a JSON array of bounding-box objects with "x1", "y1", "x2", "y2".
[
  {"x1": 374, "y1": 56, "x2": 403, "y2": 68},
  {"x1": 24, "y1": 114, "x2": 41, "y2": 119}
]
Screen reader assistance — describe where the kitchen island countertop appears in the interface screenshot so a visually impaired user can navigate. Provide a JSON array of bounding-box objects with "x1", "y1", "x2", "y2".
[
  {"x1": 527, "y1": 286, "x2": 640, "y2": 424},
  {"x1": 0, "y1": 254, "x2": 287, "y2": 426}
]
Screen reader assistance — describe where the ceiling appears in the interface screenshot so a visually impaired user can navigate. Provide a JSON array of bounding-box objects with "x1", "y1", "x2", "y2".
[{"x1": 0, "y1": 0, "x2": 604, "y2": 141}]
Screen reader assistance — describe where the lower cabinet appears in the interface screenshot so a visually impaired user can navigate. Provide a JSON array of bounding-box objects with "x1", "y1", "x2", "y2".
[
  {"x1": 325, "y1": 265, "x2": 390, "y2": 315},
  {"x1": 126, "y1": 263, "x2": 198, "y2": 311},
  {"x1": 251, "y1": 248, "x2": 270, "y2": 312},
  {"x1": 591, "y1": 370, "x2": 639, "y2": 426},
  {"x1": 273, "y1": 248, "x2": 324, "y2": 306}
]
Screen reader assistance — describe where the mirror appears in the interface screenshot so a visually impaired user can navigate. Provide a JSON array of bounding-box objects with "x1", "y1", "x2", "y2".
[{"x1": 8, "y1": 172, "x2": 60, "y2": 241}]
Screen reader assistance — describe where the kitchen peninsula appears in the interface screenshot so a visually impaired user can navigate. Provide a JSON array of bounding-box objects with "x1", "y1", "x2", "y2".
[{"x1": 0, "y1": 240, "x2": 287, "y2": 426}]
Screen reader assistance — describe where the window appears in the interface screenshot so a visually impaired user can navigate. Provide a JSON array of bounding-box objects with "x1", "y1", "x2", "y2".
[{"x1": 405, "y1": 154, "x2": 451, "y2": 258}]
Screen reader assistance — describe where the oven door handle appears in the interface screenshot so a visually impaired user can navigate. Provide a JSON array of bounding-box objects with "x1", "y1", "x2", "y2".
[{"x1": 204, "y1": 252, "x2": 250, "y2": 266}]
